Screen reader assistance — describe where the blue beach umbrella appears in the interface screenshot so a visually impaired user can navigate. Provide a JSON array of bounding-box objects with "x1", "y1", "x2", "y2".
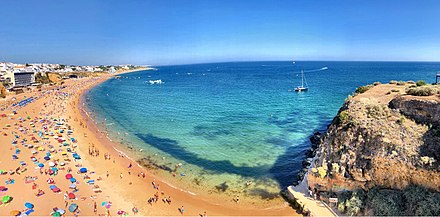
[
  {"x1": 69, "y1": 178, "x2": 76, "y2": 183},
  {"x1": 44, "y1": 156, "x2": 50, "y2": 161},
  {"x1": 24, "y1": 202, "x2": 34, "y2": 209},
  {"x1": 38, "y1": 163, "x2": 44, "y2": 168},
  {"x1": 79, "y1": 168, "x2": 87, "y2": 173},
  {"x1": 68, "y1": 203, "x2": 78, "y2": 213},
  {"x1": 72, "y1": 154, "x2": 81, "y2": 159},
  {"x1": 51, "y1": 167, "x2": 58, "y2": 171},
  {"x1": 49, "y1": 185, "x2": 56, "y2": 190}
]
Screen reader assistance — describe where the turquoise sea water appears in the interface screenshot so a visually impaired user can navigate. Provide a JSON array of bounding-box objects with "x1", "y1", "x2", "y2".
[{"x1": 84, "y1": 61, "x2": 439, "y2": 203}]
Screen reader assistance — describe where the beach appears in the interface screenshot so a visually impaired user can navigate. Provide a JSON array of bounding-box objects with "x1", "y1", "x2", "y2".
[{"x1": 0, "y1": 69, "x2": 297, "y2": 216}]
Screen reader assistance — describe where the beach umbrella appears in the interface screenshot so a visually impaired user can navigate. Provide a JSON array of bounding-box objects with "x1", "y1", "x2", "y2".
[
  {"x1": 25, "y1": 202, "x2": 34, "y2": 209},
  {"x1": 10, "y1": 210, "x2": 21, "y2": 216},
  {"x1": 79, "y1": 168, "x2": 87, "y2": 173},
  {"x1": 52, "y1": 212, "x2": 61, "y2": 217},
  {"x1": 51, "y1": 167, "x2": 58, "y2": 171},
  {"x1": 69, "y1": 178, "x2": 76, "y2": 183},
  {"x1": 72, "y1": 154, "x2": 81, "y2": 159},
  {"x1": 68, "y1": 193, "x2": 75, "y2": 199},
  {"x1": 101, "y1": 201, "x2": 106, "y2": 206},
  {"x1": 68, "y1": 203, "x2": 78, "y2": 213},
  {"x1": 59, "y1": 162, "x2": 65, "y2": 166},
  {"x1": 48, "y1": 162, "x2": 55, "y2": 167},
  {"x1": 65, "y1": 174, "x2": 73, "y2": 179},
  {"x1": 49, "y1": 185, "x2": 57, "y2": 190},
  {"x1": 24, "y1": 209, "x2": 34, "y2": 215},
  {"x1": 0, "y1": 186, "x2": 7, "y2": 191},
  {"x1": 38, "y1": 163, "x2": 44, "y2": 167},
  {"x1": 44, "y1": 156, "x2": 50, "y2": 161},
  {"x1": 69, "y1": 184, "x2": 76, "y2": 189},
  {"x1": 2, "y1": 195, "x2": 11, "y2": 203},
  {"x1": 56, "y1": 209, "x2": 65, "y2": 215}
]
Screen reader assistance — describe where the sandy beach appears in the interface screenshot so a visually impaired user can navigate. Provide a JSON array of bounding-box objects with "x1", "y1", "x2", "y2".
[{"x1": 0, "y1": 69, "x2": 298, "y2": 216}]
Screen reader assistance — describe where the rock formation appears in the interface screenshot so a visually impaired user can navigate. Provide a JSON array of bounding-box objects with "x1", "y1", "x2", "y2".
[{"x1": 307, "y1": 83, "x2": 440, "y2": 192}]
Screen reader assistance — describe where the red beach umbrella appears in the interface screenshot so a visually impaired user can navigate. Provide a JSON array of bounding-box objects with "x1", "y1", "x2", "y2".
[
  {"x1": 68, "y1": 193, "x2": 75, "y2": 199},
  {"x1": 65, "y1": 174, "x2": 73, "y2": 179}
]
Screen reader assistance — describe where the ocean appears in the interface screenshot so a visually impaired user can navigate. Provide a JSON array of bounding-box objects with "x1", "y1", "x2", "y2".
[{"x1": 84, "y1": 61, "x2": 439, "y2": 205}]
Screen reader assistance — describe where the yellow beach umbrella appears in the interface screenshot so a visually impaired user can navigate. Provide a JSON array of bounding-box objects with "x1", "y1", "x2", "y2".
[{"x1": 10, "y1": 210, "x2": 21, "y2": 216}]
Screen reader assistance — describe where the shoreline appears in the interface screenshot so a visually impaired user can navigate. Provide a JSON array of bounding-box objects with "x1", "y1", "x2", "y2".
[{"x1": 73, "y1": 71, "x2": 298, "y2": 215}]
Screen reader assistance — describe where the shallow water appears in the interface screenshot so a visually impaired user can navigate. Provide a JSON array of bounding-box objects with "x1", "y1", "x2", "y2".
[{"x1": 84, "y1": 61, "x2": 439, "y2": 204}]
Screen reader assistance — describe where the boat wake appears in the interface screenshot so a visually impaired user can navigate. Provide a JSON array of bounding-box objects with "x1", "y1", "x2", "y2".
[{"x1": 147, "y1": 79, "x2": 164, "y2": 85}]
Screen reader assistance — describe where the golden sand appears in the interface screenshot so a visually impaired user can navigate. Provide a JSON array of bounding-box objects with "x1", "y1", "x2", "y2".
[{"x1": 0, "y1": 70, "x2": 297, "y2": 216}]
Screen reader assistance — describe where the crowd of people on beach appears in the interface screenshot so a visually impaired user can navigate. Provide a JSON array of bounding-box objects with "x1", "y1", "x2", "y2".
[{"x1": 0, "y1": 75, "x2": 223, "y2": 216}]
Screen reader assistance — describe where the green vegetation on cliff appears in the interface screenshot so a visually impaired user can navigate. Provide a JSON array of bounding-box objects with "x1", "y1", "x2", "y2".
[{"x1": 337, "y1": 185, "x2": 440, "y2": 216}]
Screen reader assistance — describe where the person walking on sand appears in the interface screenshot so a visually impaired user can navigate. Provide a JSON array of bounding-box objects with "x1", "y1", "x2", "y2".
[
  {"x1": 179, "y1": 206, "x2": 185, "y2": 215},
  {"x1": 94, "y1": 201, "x2": 97, "y2": 214},
  {"x1": 120, "y1": 173, "x2": 123, "y2": 179}
]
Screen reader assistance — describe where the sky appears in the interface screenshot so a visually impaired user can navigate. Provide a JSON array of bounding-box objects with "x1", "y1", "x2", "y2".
[{"x1": 1, "y1": 0, "x2": 440, "y2": 65}]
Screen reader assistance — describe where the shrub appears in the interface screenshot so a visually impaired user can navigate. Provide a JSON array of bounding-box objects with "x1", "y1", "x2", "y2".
[
  {"x1": 415, "y1": 192, "x2": 440, "y2": 216},
  {"x1": 337, "y1": 190, "x2": 366, "y2": 215},
  {"x1": 391, "y1": 89, "x2": 399, "y2": 92},
  {"x1": 331, "y1": 163, "x2": 340, "y2": 173},
  {"x1": 389, "y1": 80, "x2": 397, "y2": 84},
  {"x1": 338, "y1": 110, "x2": 349, "y2": 124},
  {"x1": 317, "y1": 166, "x2": 327, "y2": 179},
  {"x1": 337, "y1": 191, "x2": 352, "y2": 213},
  {"x1": 416, "y1": 80, "x2": 427, "y2": 86},
  {"x1": 406, "y1": 86, "x2": 437, "y2": 96},
  {"x1": 366, "y1": 188, "x2": 404, "y2": 216},
  {"x1": 346, "y1": 190, "x2": 366, "y2": 216},
  {"x1": 396, "y1": 80, "x2": 406, "y2": 86},
  {"x1": 355, "y1": 85, "x2": 372, "y2": 94}
]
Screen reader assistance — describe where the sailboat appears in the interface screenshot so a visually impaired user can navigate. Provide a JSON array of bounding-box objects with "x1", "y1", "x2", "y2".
[{"x1": 294, "y1": 70, "x2": 308, "y2": 92}]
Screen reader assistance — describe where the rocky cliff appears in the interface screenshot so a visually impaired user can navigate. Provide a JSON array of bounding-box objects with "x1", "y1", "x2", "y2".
[{"x1": 307, "y1": 82, "x2": 440, "y2": 192}]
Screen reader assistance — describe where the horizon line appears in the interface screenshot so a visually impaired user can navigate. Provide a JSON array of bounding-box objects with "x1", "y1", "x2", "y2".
[
  {"x1": 152, "y1": 59, "x2": 440, "y2": 67},
  {"x1": 3, "y1": 59, "x2": 440, "y2": 67}
]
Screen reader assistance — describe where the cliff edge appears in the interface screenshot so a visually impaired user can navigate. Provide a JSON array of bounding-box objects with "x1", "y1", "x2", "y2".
[{"x1": 308, "y1": 82, "x2": 440, "y2": 192}]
